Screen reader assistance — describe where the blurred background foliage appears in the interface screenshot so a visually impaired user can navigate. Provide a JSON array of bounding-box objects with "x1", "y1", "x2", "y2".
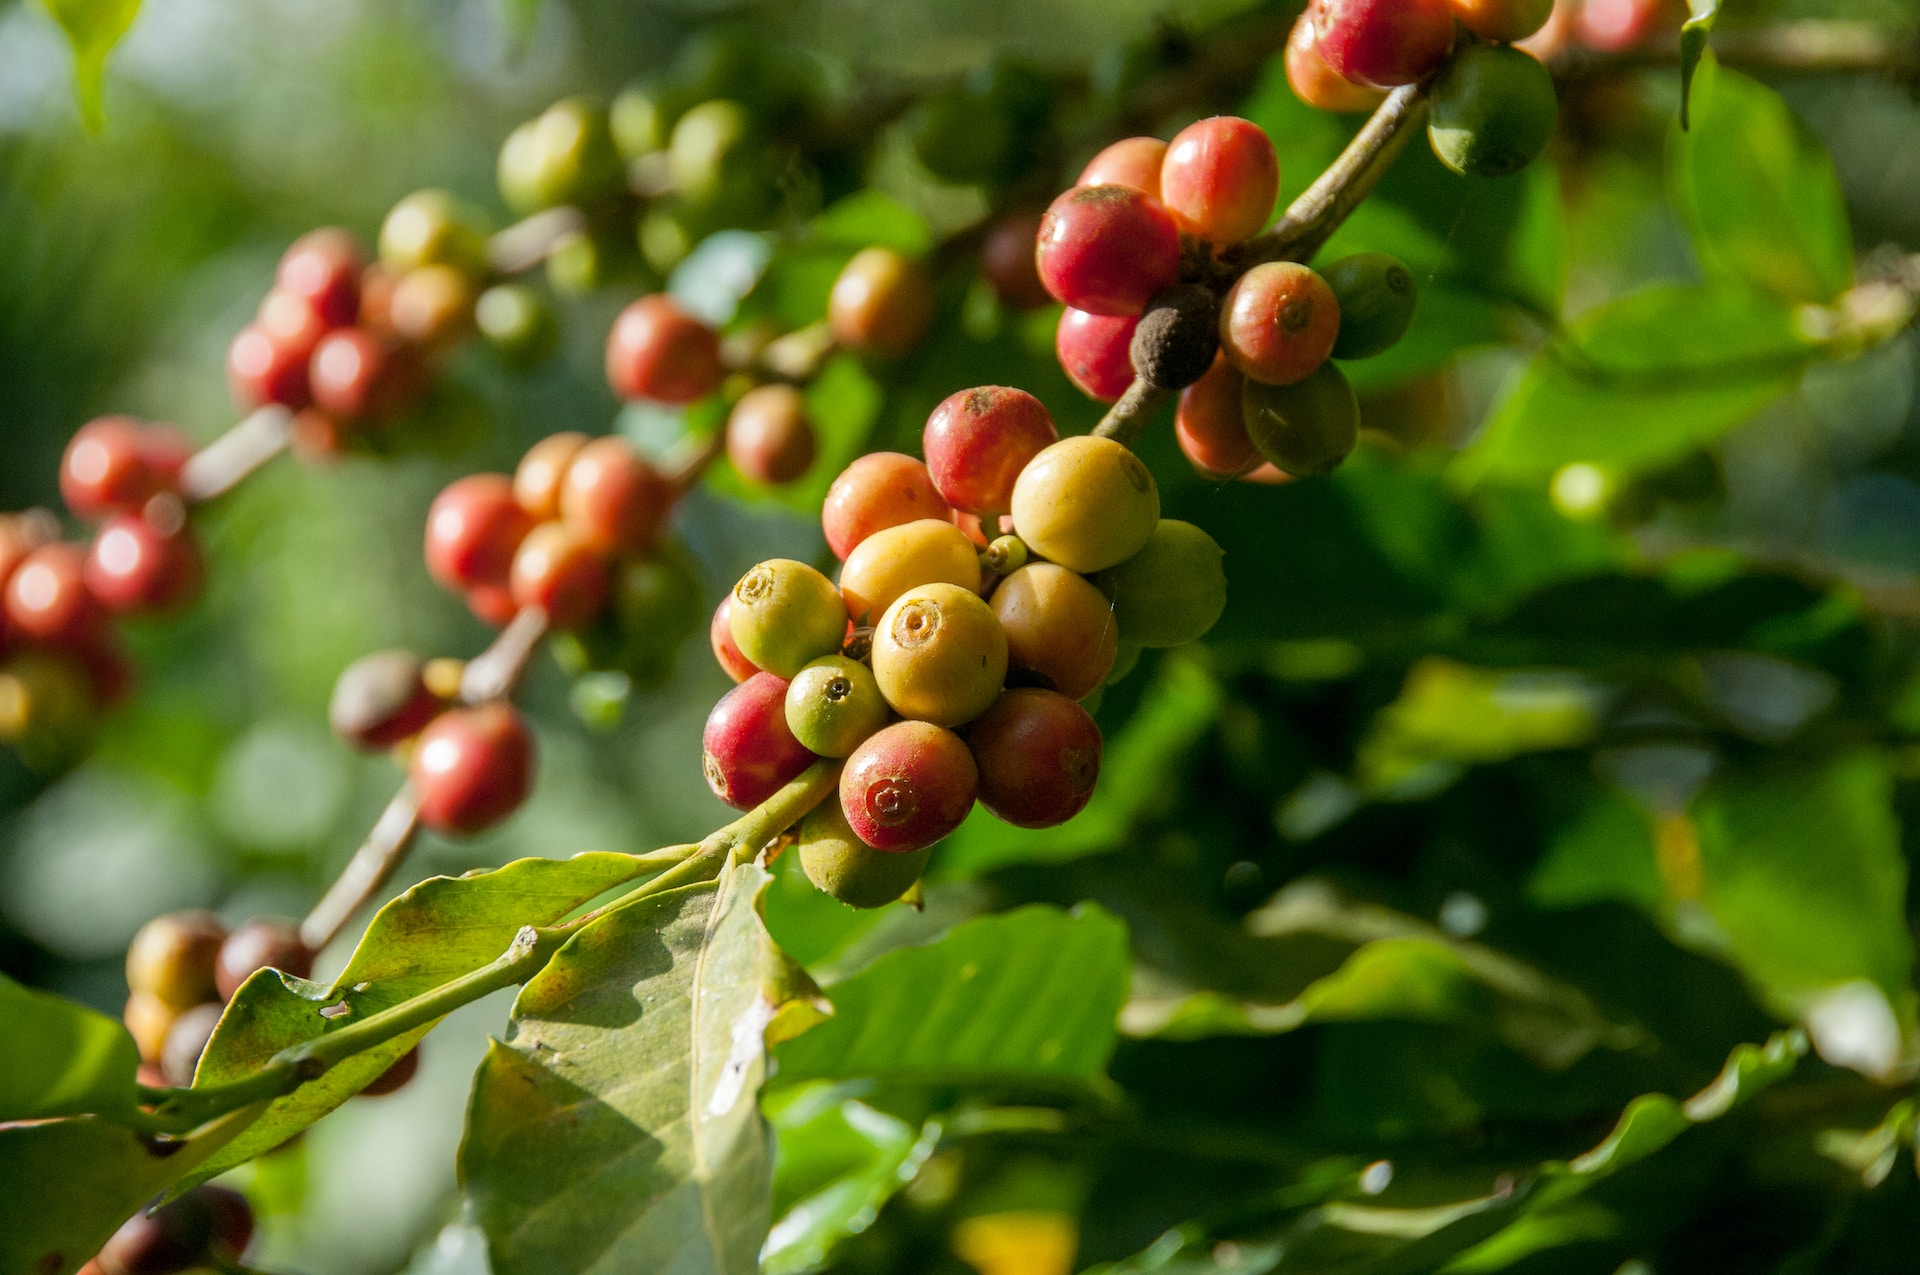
[{"x1": 6, "y1": 0, "x2": 1920, "y2": 1272}]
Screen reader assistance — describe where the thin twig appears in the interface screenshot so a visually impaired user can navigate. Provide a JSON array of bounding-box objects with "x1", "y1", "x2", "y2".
[
  {"x1": 459, "y1": 606, "x2": 550, "y2": 705},
  {"x1": 179, "y1": 407, "x2": 295, "y2": 504},
  {"x1": 487, "y1": 207, "x2": 589, "y2": 276},
  {"x1": 666, "y1": 428, "x2": 729, "y2": 493},
  {"x1": 1092, "y1": 380, "x2": 1170, "y2": 446}
]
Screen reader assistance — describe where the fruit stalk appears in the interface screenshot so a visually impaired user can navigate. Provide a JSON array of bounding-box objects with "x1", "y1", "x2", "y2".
[{"x1": 177, "y1": 406, "x2": 297, "y2": 504}]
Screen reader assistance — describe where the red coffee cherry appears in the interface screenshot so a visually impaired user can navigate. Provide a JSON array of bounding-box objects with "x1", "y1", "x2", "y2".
[
  {"x1": 329, "y1": 650, "x2": 443, "y2": 751},
  {"x1": 61, "y1": 417, "x2": 176, "y2": 520},
  {"x1": 410, "y1": 703, "x2": 535, "y2": 835},
  {"x1": 276, "y1": 227, "x2": 362, "y2": 329},
  {"x1": 254, "y1": 293, "x2": 329, "y2": 371},
  {"x1": 828, "y1": 247, "x2": 934, "y2": 358},
  {"x1": 0, "y1": 512, "x2": 55, "y2": 606},
  {"x1": 1575, "y1": 0, "x2": 1673, "y2": 51},
  {"x1": 980, "y1": 210, "x2": 1052, "y2": 310},
  {"x1": 969, "y1": 688, "x2": 1102, "y2": 828},
  {"x1": 1313, "y1": 0, "x2": 1456, "y2": 89},
  {"x1": 310, "y1": 327, "x2": 420, "y2": 421},
  {"x1": 821, "y1": 452, "x2": 951, "y2": 561},
  {"x1": 424, "y1": 474, "x2": 535, "y2": 592},
  {"x1": 990, "y1": 562, "x2": 1118, "y2": 701},
  {"x1": 513, "y1": 431, "x2": 590, "y2": 521},
  {"x1": 606, "y1": 294, "x2": 724, "y2": 403},
  {"x1": 1219, "y1": 261, "x2": 1340, "y2": 386},
  {"x1": 1036, "y1": 185, "x2": 1182, "y2": 317},
  {"x1": 84, "y1": 510, "x2": 203, "y2": 615},
  {"x1": 1159, "y1": 116, "x2": 1280, "y2": 245},
  {"x1": 5, "y1": 542, "x2": 106, "y2": 646},
  {"x1": 203, "y1": 1186, "x2": 255, "y2": 1264},
  {"x1": 727, "y1": 384, "x2": 818, "y2": 485},
  {"x1": 360, "y1": 1044, "x2": 421, "y2": 1096},
  {"x1": 466, "y1": 583, "x2": 520, "y2": 627},
  {"x1": 126, "y1": 910, "x2": 226, "y2": 1010},
  {"x1": 1077, "y1": 136, "x2": 1168, "y2": 197},
  {"x1": 1176, "y1": 354, "x2": 1261, "y2": 478},
  {"x1": 709, "y1": 595, "x2": 759, "y2": 683},
  {"x1": 839, "y1": 720, "x2": 978, "y2": 852},
  {"x1": 923, "y1": 386, "x2": 1059, "y2": 517},
  {"x1": 559, "y1": 437, "x2": 675, "y2": 556},
  {"x1": 702, "y1": 672, "x2": 816, "y2": 810},
  {"x1": 215, "y1": 917, "x2": 314, "y2": 1001},
  {"x1": 1285, "y1": 13, "x2": 1388, "y2": 112},
  {"x1": 227, "y1": 325, "x2": 312, "y2": 411},
  {"x1": 96, "y1": 1184, "x2": 248, "y2": 1275},
  {"x1": 159, "y1": 1002, "x2": 223, "y2": 1087},
  {"x1": 510, "y1": 522, "x2": 610, "y2": 631},
  {"x1": 1056, "y1": 308, "x2": 1138, "y2": 404},
  {"x1": 1450, "y1": 0, "x2": 1553, "y2": 41}
]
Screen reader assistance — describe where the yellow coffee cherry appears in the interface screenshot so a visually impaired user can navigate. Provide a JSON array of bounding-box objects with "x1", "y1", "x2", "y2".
[
  {"x1": 1009, "y1": 435, "x2": 1159, "y2": 573},
  {"x1": 870, "y1": 582, "x2": 1008, "y2": 727},
  {"x1": 729, "y1": 558, "x2": 847, "y2": 678},
  {"x1": 837, "y1": 518, "x2": 981, "y2": 625},
  {"x1": 990, "y1": 563, "x2": 1118, "y2": 701}
]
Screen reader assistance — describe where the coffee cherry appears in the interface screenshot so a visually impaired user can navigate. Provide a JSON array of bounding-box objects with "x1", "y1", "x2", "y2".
[
  {"x1": 0, "y1": 648, "x2": 99, "y2": 770},
  {"x1": 1009, "y1": 436, "x2": 1160, "y2": 574},
  {"x1": 1285, "y1": 14, "x2": 1388, "y2": 113},
  {"x1": 710, "y1": 595, "x2": 758, "y2": 683},
  {"x1": 924, "y1": 386, "x2": 1059, "y2": 517},
  {"x1": 1036, "y1": 185, "x2": 1181, "y2": 317},
  {"x1": 969, "y1": 688, "x2": 1102, "y2": 828},
  {"x1": 5, "y1": 542, "x2": 106, "y2": 646},
  {"x1": 1175, "y1": 354, "x2": 1260, "y2": 478},
  {"x1": 61, "y1": 417, "x2": 176, "y2": 520},
  {"x1": 703, "y1": 672, "x2": 816, "y2": 809},
  {"x1": 276, "y1": 228, "x2": 362, "y2": 329},
  {"x1": 1313, "y1": 0, "x2": 1456, "y2": 89},
  {"x1": 84, "y1": 511, "x2": 203, "y2": 615},
  {"x1": 510, "y1": 522, "x2": 610, "y2": 631},
  {"x1": 311, "y1": 328, "x2": 421, "y2": 421},
  {"x1": 122, "y1": 991, "x2": 177, "y2": 1065},
  {"x1": 981, "y1": 534, "x2": 1028, "y2": 576},
  {"x1": 1242, "y1": 360, "x2": 1361, "y2": 476},
  {"x1": 785, "y1": 655, "x2": 890, "y2": 758},
  {"x1": 215, "y1": 918, "x2": 314, "y2": 1001},
  {"x1": 357, "y1": 263, "x2": 400, "y2": 337},
  {"x1": 871, "y1": 583, "x2": 1008, "y2": 727},
  {"x1": 1574, "y1": 0, "x2": 1673, "y2": 51},
  {"x1": 1323, "y1": 253, "x2": 1419, "y2": 359},
  {"x1": 727, "y1": 384, "x2": 817, "y2": 485},
  {"x1": 828, "y1": 247, "x2": 934, "y2": 358},
  {"x1": 729, "y1": 559, "x2": 847, "y2": 678},
  {"x1": 126, "y1": 910, "x2": 226, "y2": 1010},
  {"x1": 425, "y1": 475, "x2": 535, "y2": 592},
  {"x1": 227, "y1": 325, "x2": 312, "y2": 411},
  {"x1": 0, "y1": 511, "x2": 56, "y2": 590},
  {"x1": 1097, "y1": 519, "x2": 1227, "y2": 648},
  {"x1": 821, "y1": 452, "x2": 952, "y2": 561},
  {"x1": 1429, "y1": 44, "x2": 1559, "y2": 178},
  {"x1": 1220, "y1": 262, "x2": 1340, "y2": 386},
  {"x1": 329, "y1": 650, "x2": 442, "y2": 750},
  {"x1": 498, "y1": 97, "x2": 623, "y2": 215},
  {"x1": 1159, "y1": 116, "x2": 1279, "y2": 245},
  {"x1": 606, "y1": 295, "x2": 725, "y2": 404},
  {"x1": 159, "y1": 1001, "x2": 222, "y2": 1087},
  {"x1": 379, "y1": 189, "x2": 489, "y2": 276},
  {"x1": 391, "y1": 264, "x2": 478, "y2": 349},
  {"x1": 466, "y1": 583, "x2": 519, "y2": 627},
  {"x1": 990, "y1": 563, "x2": 1118, "y2": 701},
  {"x1": 952, "y1": 509, "x2": 997, "y2": 550},
  {"x1": 839, "y1": 720, "x2": 978, "y2": 852},
  {"x1": 1077, "y1": 136, "x2": 1168, "y2": 197},
  {"x1": 559, "y1": 437, "x2": 675, "y2": 556},
  {"x1": 559, "y1": 546, "x2": 706, "y2": 687},
  {"x1": 1131, "y1": 284, "x2": 1220, "y2": 391},
  {"x1": 798, "y1": 797, "x2": 932, "y2": 908},
  {"x1": 981, "y1": 210, "x2": 1052, "y2": 310},
  {"x1": 410, "y1": 703, "x2": 535, "y2": 835},
  {"x1": 1449, "y1": 0, "x2": 1554, "y2": 41},
  {"x1": 96, "y1": 1186, "x2": 228, "y2": 1275},
  {"x1": 476, "y1": 284, "x2": 558, "y2": 367},
  {"x1": 258, "y1": 290, "x2": 330, "y2": 356},
  {"x1": 513, "y1": 432, "x2": 591, "y2": 522},
  {"x1": 360, "y1": 1045, "x2": 420, "y2": 1096},
  {"x1": 1055, "y1": 308, "x2": 1138, "y2": 404},
  {"x1": 838, "y1": 519, "x2": 982, "y2": 627}
]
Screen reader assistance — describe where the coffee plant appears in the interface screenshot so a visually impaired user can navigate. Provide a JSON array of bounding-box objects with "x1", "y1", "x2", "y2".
[{"x1": 5, "y1": 0, "x2": 1920, "y2": 1271}]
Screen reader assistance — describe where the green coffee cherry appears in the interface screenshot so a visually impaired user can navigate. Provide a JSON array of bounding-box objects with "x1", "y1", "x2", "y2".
[
  {"x1": 909, "y1": 88, "x2": 1016, "y2": 184},
  {"x1": 612, "y1": 80, "x2": 685, "y2": 160},
  {"x1": 1241, "y1": 362, "x2": 1360, "y2": 477},
  {"x1": 551, "y1": 547, "x2": 704, "y2": 687},
  {"x1": 784, "y1": 656, "x2": 890, "y2": 758},
  {"x1": 498, "y1": 98, "x2": 625, "y2": 216},
  {"x1": 1428, "y1": 44, "x2": 1558, "y2": 179},
  {"x1": 475, "y1": 284, "x2": 558, "y2": 367},
  {"x1": 1323, "y1": 254, "x2": 1419, "y2": 360},
  {"x1": 379, "y1": 190, "x2": 489, "y2": 277},
  {"x1": 797, "y1": 798, "x2": 932, "y2": 909},
  {"x1": 0, "y1": 651, "x2": 98, "y2": 775},
  {"x1": 669, "y1": 100, "x2": 772, "y2": 215},
  {"x1": 545, "y1": 226, "x2": 647, "y2": 296},
  {"x1": 1097, "y1": 520, "x2": 1227, "y2": 649},
  {"x1": 730, "y1": 558, "x2": 847, "y2": 679},
  {"x1": 1107, "y1": 641, "x2": 1143, "y2": 686}
]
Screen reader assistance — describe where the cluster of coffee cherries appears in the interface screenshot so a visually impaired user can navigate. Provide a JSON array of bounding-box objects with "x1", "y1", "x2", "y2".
[
  {"x1": 0, "y1": 420, "x2": 211, "y2": 770},
  {"x1": 82, "y1": 1183, "x2": 253, "y2": 1275},
  {"x1": 703, "y1": 386, "x2": 1225, "y2": 908}
]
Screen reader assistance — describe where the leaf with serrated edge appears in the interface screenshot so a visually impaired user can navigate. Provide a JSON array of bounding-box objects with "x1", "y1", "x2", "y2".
[{"x1": 0, "y1": 972, "x2": 140, "y2": 1122}]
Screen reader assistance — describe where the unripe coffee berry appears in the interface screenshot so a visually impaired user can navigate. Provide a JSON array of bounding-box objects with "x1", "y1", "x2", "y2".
[
  {"x1": 560, "y1": 547, "x2": 706, "y2": 689},
  {"x1": 968, "y1": 688, "x2": 1102, "y2": 828},
  {"x1": 1009, "y1": 436, "x2": 1160, "y2": 575},
  {"x1": 839, "y1": 719, "x2": 978, "y2": 852},
  {"x1": 1077, "y1": 136, "x2": 1167, "y2": 198},
  {"x1": 510, "y1": 522, "x2": 610, "y2": 631},
  {"x1": 1131, "y1": 284, "x2": 1220, "y2": 390},
  {"x1": 828, "y1": 247, "x2": 934, "y2": 358},
  {"x1": 1159, "y1": 116, "x2": 1279, "y2": 245},
  {"x1": 425, "y1": 474, "x2": 535, "y2": 592},
  {"x1": 838, "y1": 519, "x2": 982, "y2": 627},
  {"x1": 1285, "y1": 15, "x2": 1387, "y2": 113},
  {"x1": 1242, "y1": 361, "x2": 1361, "y2": 476},
  {"x1": 122, "y1": 990, "x2": 177, "y2": 1065},
  {"x1": 1036, "y1": 185, "x2": 1181, "y2": 317},
  {"x1": 379, "y1": 189, "x2": 489, "y2": 276},
  {"x1": 513, "y1": 432, "x2": 591, "y2": 522},
  {"x1": 160, "y1": 1001, "x2": 223, "y2": 1087},
  {"x1": 61, "y1": 417, "x2": 176, "y2": 520},
  {"x1": 498, "y1": 97, "x2": 624, "y2": 214},
  {"x1": 1323, "y1": 253, "x2": 1419, "y2": 359},
  {"x1": 1097, "y1": 519, "x2": 1227, "y2": 648},
  {"x1": 990, "y1": 562, "x2": 1118, "y2": 701},
  {"x1": 923, "y1": 386, "x2": 1059, "y2": 517},
  {"x1": 730, "y1": 559, "x2": 847, "y2": 678},
  {"x1": 0, "y1": 649, "x2": 99, "y2": 770},
  {"x1": 821, "y1": 452, "x2": 952, "y2": 561},
  {"x1": 709, "y1": 595, "x2": 758, "y2": 683},
  {"x1": 277, "y1": 228, "x2": 362, "y2": 329},
  {"x1": 871, "y1": 582, "x2": 1009, "y2": 727},
  {"x1": 227, "y1": 325, "x2": 311, "y2": 411},
  {"x1": 360, "y1": 1044, "x2": 422, "y2": 1097},
  {"x1": 981, "y1": 535, "x2": 1028, "y2": 576},
  {"x1": 410, "y1": 703, "x2": 536, "y2": 836},
  {"x1": 559, "y1": 437, "x2": 675, "y2": 556},
  {"x1": 329, "y1": 650, "x2": 442, "y2": 750},
  {"x1": 798, "y1": 797, "x2": 932, "y2": 908},
  {"x1": 727, "y1": 384, "x2": 817, "y2": 485},
  {"x1": 1429, "y1": 44, "x2": 1559, "y2": 179},
  {"x1": 390, "y1": 264, "x2": 478, "y2": 350},
  {"x1": 476, "y1": 283, "x2": 558, "y2": 367},
  {"x1": 1176, "y1": 354, "x2": 1261, "y2": 478},
  {"x1": 703, "y1": 672, "x2": 816, "y2": 810},
  {"x1": 980, "y1": 210, "x2": 1052, "y2": 310},
  {"x1": 1056, "y1": 308, "x2": 1139, "y2": 404},
  {"x1": 126, "y1": 910, "x2": 226, "y2": 1010},
  {"x1": 85, "y1": 511, "x2": 203, "y2": 615},
  {"x1": 215, "y1": 917, "x2": 313, "y2": 1001},
  {"x1": 1313, "y1": 0, "x2": 1456, "y2": 89},
  {"x1": 606, "y1": 295, "x2": 725, "y2": 404},
  {"x1": 785, "y1": 655, "x2": 890, "y2": 758},
  {"x1": 1220, "y1": 262, "x2": 1340, "y2": 386},
  {"x1": 5, "y1": 542, "x2": 106, "y2": 646},
  {"x1": 1449, "y1": 0, "x2": 1554, "y2": 43}
]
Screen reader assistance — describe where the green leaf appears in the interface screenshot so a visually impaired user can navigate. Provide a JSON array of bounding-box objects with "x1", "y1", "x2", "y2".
[
  {"x1": 1678, "y1": 0, "x2": 1720, "y2": 127},
  {"x1": 1674, "y1": 59, "x2": 1853, "y2": 303},
  {"x1": 39, "y1": 0, "x2": 141, "y2": 130},
  {"x1": 178, "y1": 851, "x2": 657, "y2": 1191},
  {"x1": 772, "y1": 904, "x2": 1130, "y2": 1091},
  {"x1": 807, "y1": 190, "x2": 933, "y2": 255},
  {"x1": 463, "y1": 862, "x2": 794, "y2": 1275},
  {"x1": 763, "y1": 1087, "x2": 940, "y2": 1275},
  {"x1": 0, "y1": 973, "x2": 139, "y2": 1121}
]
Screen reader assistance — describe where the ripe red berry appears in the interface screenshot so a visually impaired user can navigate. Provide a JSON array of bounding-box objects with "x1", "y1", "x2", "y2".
[
  {"x1": 709, "y1": 595, "x2": 759, "y2": 683},
  {"x1": 310, "y1": 327, "x2": 420, "y2": 421},
  {"x1": 827, "y1": 247, "x2": 934, "y2": 358},
  {"x1": 839, "y1": 720, "x2": 978, "y2": 852},
  {"x1": 1313, "y1": 0, "x2": 1456, "y2": 89},
  {"x1": 1055, "y1": 308, "x2": 1139, "y2": 404},
  {"x1": 821, "y1": 452, "x2": 952, "y2": 561},
  {"x1": 559, "y1": 437, "x2": 675, "y2": 557},
  {"x1": 1285, "y1": 13, "x2": 1388, "y2": 112},
  {"x1": 277, "y1": 228, "x2": 362, "y2": 328},
  {"x1": 1575, "y1": 0, "x2": 1673, "y2": 51},
  {"x1": 513, "y1": 431, "x2": 590, "y2": 521},
  {"x1": 227, "y1": 325, "x2": 312, "y2": 411},
  {"x1": 360, "y1": 1044, "x2": 421, "y2": 1096},
  {"x1": 410, "y1": 703, "x2": 535, "y2": 835},
  {"x1": 1159, "y1": 116, "x2": 1280, "y2": 245},
  {"x1": 84, "y1": 510, "x2": 203, "y2": 615},
  {"x1": 424, "y1": 474, "x2": 535, "y2": 592},
  {"x1": 605, "y1": 294, "x2": 724, "y2": 403},
  {"x1": 1219, "y1": 261, "x2": 1340, "y2": 386},
  {"x1": 727, "y1": 384, "x2": 818, "y2": 485},
  {"x1": 4, "y1": 542, "x2": 105, "y2": 646},
  {"x1": 1176, "y1": 353, "x2": 1261, "y2": 477},
  {"x1": 980, "y1": 210, "x2": 1052, "y2": 310},
  {"x1": 329, "y1": 649, "x2": 443, "y2": 751},
  {"x1": 510, "y1": 522, "x2": 610, "y2": 631},
  {"x1": 0, "y1": 512, "x2": 55, "y2": 612},
  {"x1": 702, "y1": 672, "x2": 816, "y2": 810},
  {"x1": 969, "y1": 688, "x2": 1102, "y2": 828},
  {"x1": 215, "y1": 917, "x2": 313, "y2": 1001},
  {"x1": 1077, "y1": 136, "x2": 1168, "y2": 198},
  {"x1": 923, "y1": 386, "x2": 1059, "y2": 517},
  {"x1": 1036, "y1": 185, "x2": 1182, "y2": 317},
  {"x1": 61, "y1": 417, "x2": 177, "y2": 520}
]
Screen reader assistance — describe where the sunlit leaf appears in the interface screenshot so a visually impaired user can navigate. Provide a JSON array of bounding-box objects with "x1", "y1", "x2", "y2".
[
  {"x1": 1677, "y1": 0, "x2": 1720, "y2": 126},
  {"x1": 764, "y1": 1086, "x2": 940, "y2": 1274},
  {"x1": 0, "y1": 973, "x2": 139, "y2": 1122}
]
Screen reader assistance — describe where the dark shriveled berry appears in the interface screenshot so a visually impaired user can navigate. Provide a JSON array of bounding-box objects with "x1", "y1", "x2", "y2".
[
  {"x1": 1323, "y1": 253, "x2": 1419, "y2": 359},
  {"x1": 1242, "y1": 361, "x2": 1360, "y2": 477},
  {"x1": 1428, "y1": 44, "x2": 1559, "y2": 179},
  {"x1": 839, "y1": 720, "x2": 978, "y2": 852},
  {"x1": 798, "y1": 797, "x2": 932, "y2": 908},
  {"x1": 969, "y1": 688, "x2": 1102, "y2": 828},
  {"x1": 1130, "y1": 284, "x2": 1220, "y2": 390}
]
